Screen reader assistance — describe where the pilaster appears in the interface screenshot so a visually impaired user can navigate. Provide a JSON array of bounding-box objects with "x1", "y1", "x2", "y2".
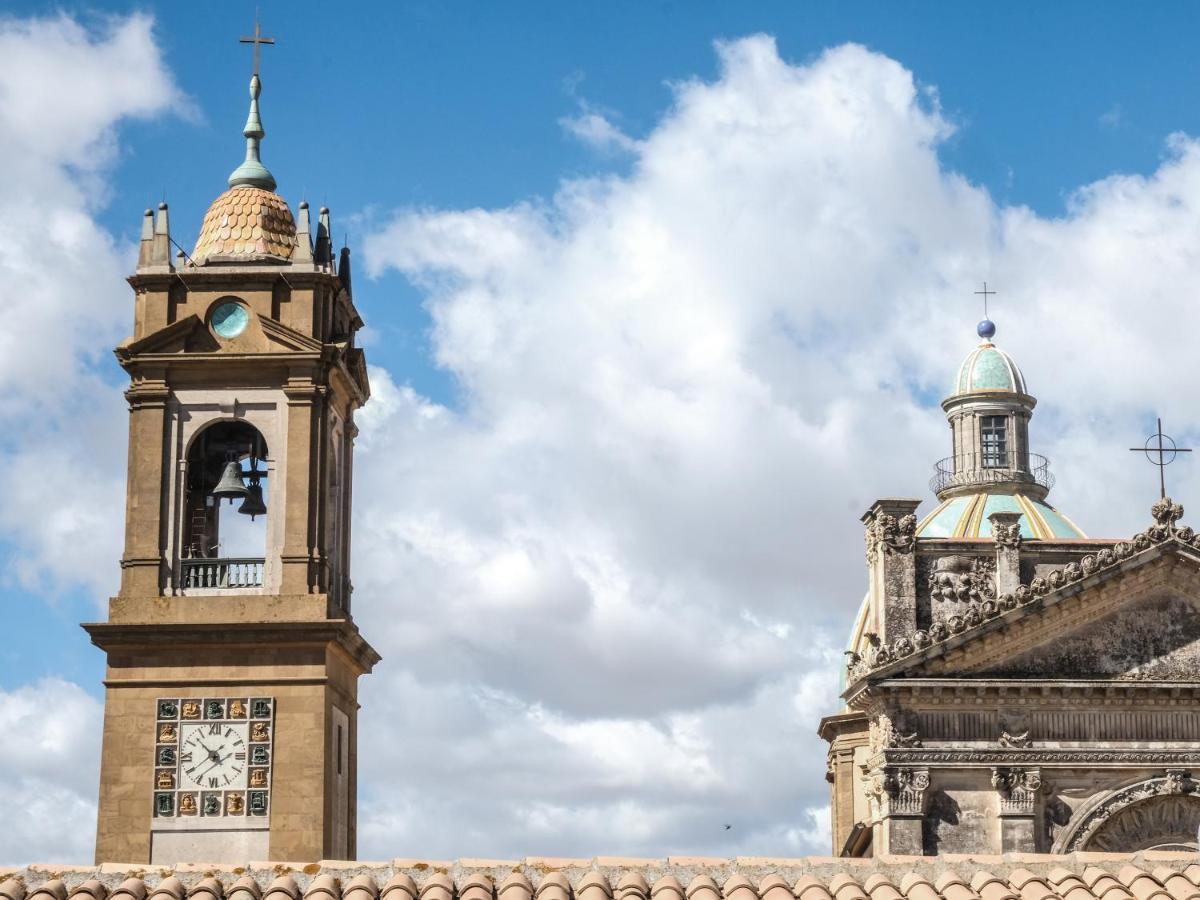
[
  {"x1": 863, "y1": 498, "x2": 921, "y2": 643},
  {"x1": 992, "y1": 766, "x2": 1042, "y2": 852},
  {"x1": 989, "y1": 510, "x2": 1022, "y2": 595}
]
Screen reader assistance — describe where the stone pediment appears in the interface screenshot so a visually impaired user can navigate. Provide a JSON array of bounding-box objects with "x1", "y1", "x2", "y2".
[
  {"x1": 115, "y1": 313, "x2": 323, "y2": 360},
  {"x1": 846, "y1": 498, "x2": 1200, "y2": 691}
]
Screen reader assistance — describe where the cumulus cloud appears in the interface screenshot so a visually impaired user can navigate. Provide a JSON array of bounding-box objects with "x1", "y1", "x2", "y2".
[
  {"x1": 0, "y1": 679, "x2": 103, "y2": 865},
  {"x1": 0, "y1": 12, "x2": 182, "y2": 594},
  {"x1": 358, "y1": 35, "x2": 1200, "y2": 858}
]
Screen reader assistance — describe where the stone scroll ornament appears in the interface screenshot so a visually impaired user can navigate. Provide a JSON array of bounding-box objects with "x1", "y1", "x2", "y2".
[
  {"x1": 991, "y1": 766, "x2": 1042, "y2": 814},
  {"x1": 849, "y1": 498, "x2": 1200, "y2": 680}
]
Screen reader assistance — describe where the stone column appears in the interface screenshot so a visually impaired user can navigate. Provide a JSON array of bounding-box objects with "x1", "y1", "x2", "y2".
[
  {"x1": 992, "y1": 766, "x2": 1042, "y2": 852},
  {"x1": 870, "y1": 766, "x2": 929, "y2": 855},
  {"x1": 989, "y1": 510, "x2": 1022, "y2": 597},
  {"x1": 862, "y1": 498, "x2": 922, "y2": 644}
]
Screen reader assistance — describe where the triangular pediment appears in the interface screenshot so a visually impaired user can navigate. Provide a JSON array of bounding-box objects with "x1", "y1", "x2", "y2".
[
  {"x1": 115, "y1": 314, "x2": 323, "y2": 360},
  {"x1": 846, "y1": 504, "x2": 1200, "y2": 694}
]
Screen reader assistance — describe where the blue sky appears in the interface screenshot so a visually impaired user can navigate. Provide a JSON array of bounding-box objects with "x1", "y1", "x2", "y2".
[{"x1": 7, "y1": 1, "x2": 1200, "y2": 861}]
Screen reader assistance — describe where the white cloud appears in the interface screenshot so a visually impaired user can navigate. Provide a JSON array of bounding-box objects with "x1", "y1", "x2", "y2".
[
  {"x1": 0, "y1": 13, "x2": 182, "y2": 595},
  {"x1": 0, "y1": 678, "x2": 102, "y2": 865},
  {"x1": 359, "y1": 35, "x2": 1200, "y2": 859}
]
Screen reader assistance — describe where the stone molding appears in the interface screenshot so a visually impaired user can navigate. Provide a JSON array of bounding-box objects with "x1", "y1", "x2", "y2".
[{"x1": 874, "y1": 748, "x2": 1200, "y2": 767}]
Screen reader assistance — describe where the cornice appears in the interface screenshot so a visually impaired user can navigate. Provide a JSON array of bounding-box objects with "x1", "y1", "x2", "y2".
[{"x1": 872, "y1": 747, "x2": 1200, "y2": 767}]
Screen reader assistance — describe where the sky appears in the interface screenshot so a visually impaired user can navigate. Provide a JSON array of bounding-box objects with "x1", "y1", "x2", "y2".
[{"x1": 5, "y1": 0, "x2": 1200, "y2": 864}]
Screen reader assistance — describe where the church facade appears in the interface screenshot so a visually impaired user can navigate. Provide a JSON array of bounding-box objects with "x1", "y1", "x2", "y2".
[
  {"x1": 82, "y1": 55, "x2": 378, "y2": 864},
  {"x1": 819, "y1": 320, "x2": 1200, "y2": 856}
]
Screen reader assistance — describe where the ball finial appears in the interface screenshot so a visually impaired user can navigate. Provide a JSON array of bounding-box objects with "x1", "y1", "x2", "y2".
[{"x1": 977, "y1": 318, "x2": 996, "y2": 341}]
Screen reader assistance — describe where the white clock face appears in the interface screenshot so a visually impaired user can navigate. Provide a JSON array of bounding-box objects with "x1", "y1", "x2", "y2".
[{"x1": 180, "y1": 722, "x2": 250, "y2": 790}]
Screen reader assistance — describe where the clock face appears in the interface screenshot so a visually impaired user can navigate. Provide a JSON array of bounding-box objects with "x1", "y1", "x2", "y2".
[
  {"x1": 180, "y1": 722, "x2": 249, "y2": 790},
  {"x1": 211, "y1": 301, "x2": 250, "y2": 339},
  {"x1": 153, "y1": 696, "x2": 274, "y2": 820}
]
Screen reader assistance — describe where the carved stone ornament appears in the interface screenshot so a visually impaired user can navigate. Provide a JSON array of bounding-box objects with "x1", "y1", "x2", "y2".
[
  {"x1": 1058, "y1": 771, "x2": 1200, "y2": 852},
  {"x1": 850, "y1": 497, "x2": 1200, "y2": 682},
  {"x1": 865, "y1": 513, "x2": 917, "y2": 563},
  {"x1": 868, "y1": 766, "x2": 930, "y2": 818},
  {"x1": 993, "y1": 521, "x2": 1022, "y2": 549},
  {"x1": 928, "y1": 555, "x2": 996, "y2": 604},
  {"x1": 868, "y1": 708, "x2": 922, "y2": 757},
  {"x1": 991, "y1": 766, "x2": 1042, "y2": 815},
  {"x1": 998, "y1": 730, "x2": 1032, "y2": 749}
]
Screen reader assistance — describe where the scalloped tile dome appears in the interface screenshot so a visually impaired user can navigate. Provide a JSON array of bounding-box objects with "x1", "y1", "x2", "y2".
[
  {"x1": 953, "y1": 341, "x2": 1027, "y2": 395},
  {"x1": 192, "y1": 186, "x2": 297, "y2": 264}
]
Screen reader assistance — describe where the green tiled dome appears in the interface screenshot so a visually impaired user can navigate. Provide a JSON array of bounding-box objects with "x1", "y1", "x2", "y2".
[
  {"x1": 953, "y1": 342, "x2": 1027, "y2": 396},
  {"x1": 917, "y1": 490, "x2": 1086, "y2": 540}
]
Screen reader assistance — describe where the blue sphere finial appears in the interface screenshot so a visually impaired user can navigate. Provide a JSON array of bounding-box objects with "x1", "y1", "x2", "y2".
[{"x1": 977, "y1": 318, "x2": 996, "y2": 341}]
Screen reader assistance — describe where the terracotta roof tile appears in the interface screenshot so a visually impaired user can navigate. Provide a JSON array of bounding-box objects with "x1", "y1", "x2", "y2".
[
  {"x1": 685, "y1": 877, "x2": 722, "y2": 900},
  {"x1": 758, "y1": 875, "x2": 794, "y2": 900},
  {"x1": 577, "y1": 873, "x2": 613, "y2": 900},
  {"x1": 934, "y1": 873, "x2": 979, "y2": 900},
  {"x1": 1120, "y1": 868, "x2": 1172, "y2": 900},
  {"x1": 381, "y1": 876, "x2": 418, "y2": 900},
  {"x1": 721, "y1": 876, "x2": 758, "y2": 900},
  {"x1": 420, "y1": 874, "x2": 455, "y2": 900},
  {"x1": 897, "y1": 874, "x2": 937, "y2": 900},
  {"x1": 970, "y1": 872, "x2": 1020, "y2": 900},
  {"x1": 616, "y1": 874, "x2": 650, "y2": 900},
  {"x1": 188, "y1": 880, "x2": 222, "y2": 900},
  {"x1": 8, "y1": 856, "x2": 1200, "y2": 900},
  {"x1": 795, "y1": 874, "x2": 835, "y2": 900},
  {"x1": 227, "y1": 878, "x2": 260, "y2": 900},
  {"x1": 497, "y1": 875, "x2": 532, "y2": 900},
  {"x1": 303, "y1": 877, "x2": 338, "y2": 900},
  {"x1": 0, "y1": 880, "x2": 26, "y2": 900},
  {"x1": 29, "y1": 882, "x2": 67, "y2": 900},
  {"x1": 534, "y1": 874, "x2": 571, "y2": 900},
  {"x1": 191, "y1": 187, "x2": 298, "y2": 265},
  {"x1": 860, "y1": 876, "x2": 902, "y2": 900},
  {"x1": 649, "y1": 877, "x2": 684, "y2": 900},
  {"x1": 1150, "y1": 871, "x2": 1200, "y2": 900}
]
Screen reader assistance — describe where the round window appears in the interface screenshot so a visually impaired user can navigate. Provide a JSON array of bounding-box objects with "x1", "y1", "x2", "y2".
[{"x1": 211, "y1": 301, "x2": 250, "y2": 339}]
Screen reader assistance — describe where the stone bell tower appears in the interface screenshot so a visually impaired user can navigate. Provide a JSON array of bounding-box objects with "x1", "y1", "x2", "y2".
[{"x1": 84, "y1": 35, "x2": 379, "y2": 864}]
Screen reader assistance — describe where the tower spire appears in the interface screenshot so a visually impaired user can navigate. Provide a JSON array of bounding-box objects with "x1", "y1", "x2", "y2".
[{"x1": 228, "y1": 17, "x2": 277, "y2": 191}]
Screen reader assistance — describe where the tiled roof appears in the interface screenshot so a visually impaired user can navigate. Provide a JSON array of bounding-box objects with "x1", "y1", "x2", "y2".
[
  {"x1": 3, "y1": 855, "x2": 1200, "y2": 900},
  {"x1": 191, "y1": 186, "x2": 298, "y2": 264}
]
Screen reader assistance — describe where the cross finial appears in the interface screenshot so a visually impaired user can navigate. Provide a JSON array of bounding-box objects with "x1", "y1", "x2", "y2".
[
  {"x1": 975, "y1": 281, "x2": 997, "y2": 318},
  {"x1": 239, "y1": 14, "x2": 275, "y2": 77},
  {"x1": 1130, "y1": 417, "x2": 1193, "y2": 499}
]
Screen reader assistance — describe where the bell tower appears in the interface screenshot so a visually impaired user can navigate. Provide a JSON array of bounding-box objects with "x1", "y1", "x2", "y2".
[{"x1": 84, "y1": 30, "x2": 379, "y2": 865}]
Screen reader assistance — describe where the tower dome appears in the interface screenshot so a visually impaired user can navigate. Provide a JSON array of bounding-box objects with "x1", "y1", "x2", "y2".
[
  {"x1": 952, "y1": 338, "x2": 1027, "y2": 396},
  {"x1": 190, "y1": 67, "x2": 297, "y2": 265},
  {"x1": 918, "y1": 318, "x2": 1086, "y2": 540}
]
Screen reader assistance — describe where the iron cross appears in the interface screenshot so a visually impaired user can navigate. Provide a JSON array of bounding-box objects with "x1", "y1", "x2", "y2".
[
  {"x1": 1130, "y1": 417, "x2": 1192, "y2": 499},
  {"x1": 975, "y1": 282, "x2": 997, "y2": 317},
  {"x1": 240, "y1": 16, "x2": 275, "y2": 77}
]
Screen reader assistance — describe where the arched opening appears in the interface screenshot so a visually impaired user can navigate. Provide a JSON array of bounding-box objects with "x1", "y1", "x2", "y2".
[{"x1": 182, "y1": 420, "x2": 270, "y2": 590}]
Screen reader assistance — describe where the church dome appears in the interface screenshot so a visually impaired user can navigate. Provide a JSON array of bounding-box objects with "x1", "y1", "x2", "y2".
[
  {"x1": 953, "y1": 338, "x2": 1027, "y2": 396},
  {"x1": 192, "y1": 186, "x2": 297, "y2": 264},
  {"x1": 916, "y1": 489, "x2": 1086, "y2": 540}
]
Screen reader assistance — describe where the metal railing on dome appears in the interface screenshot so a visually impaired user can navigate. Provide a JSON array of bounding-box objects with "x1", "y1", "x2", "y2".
[
  {"x1": 181, "y1": 557, "x2": 264, "y2": 590},
  {"x1": 930, "y1": 451, "x2": 1054, "y2": 495}
]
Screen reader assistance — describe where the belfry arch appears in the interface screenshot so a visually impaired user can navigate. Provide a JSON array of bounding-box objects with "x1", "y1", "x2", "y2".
[{"x1": 180, "y1": 418, "x2": 270, "y2": 589}]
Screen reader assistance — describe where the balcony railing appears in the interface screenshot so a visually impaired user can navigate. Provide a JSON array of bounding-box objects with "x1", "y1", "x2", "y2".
[
  {"x1": 930, "y1": 451, "x2": 1054, "y2": 495},
  {"x1": 182, "y1": 557, "x2": 264, "y2": 590}
]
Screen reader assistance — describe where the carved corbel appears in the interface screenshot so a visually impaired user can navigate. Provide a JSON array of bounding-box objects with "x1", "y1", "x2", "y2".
[
  {"x1": 992, "y1": 766, "x2": 1042, "y2": 815},
  {"x1": 869, "y1": 766, "x2": 930, "y2": 818}
]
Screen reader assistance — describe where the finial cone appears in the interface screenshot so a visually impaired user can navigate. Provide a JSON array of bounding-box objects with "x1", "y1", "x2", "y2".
[{"x1": 228, "y1": 73, "x2": 276, "y2": 191}]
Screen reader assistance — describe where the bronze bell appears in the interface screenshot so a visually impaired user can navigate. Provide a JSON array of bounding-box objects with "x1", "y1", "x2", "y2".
[
  {"x1": 238, "y1": 482, "x2": 267, "y2": 519},
  {"x1": 212, "y1": 460, "x2": 249, "y2": 502}
]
